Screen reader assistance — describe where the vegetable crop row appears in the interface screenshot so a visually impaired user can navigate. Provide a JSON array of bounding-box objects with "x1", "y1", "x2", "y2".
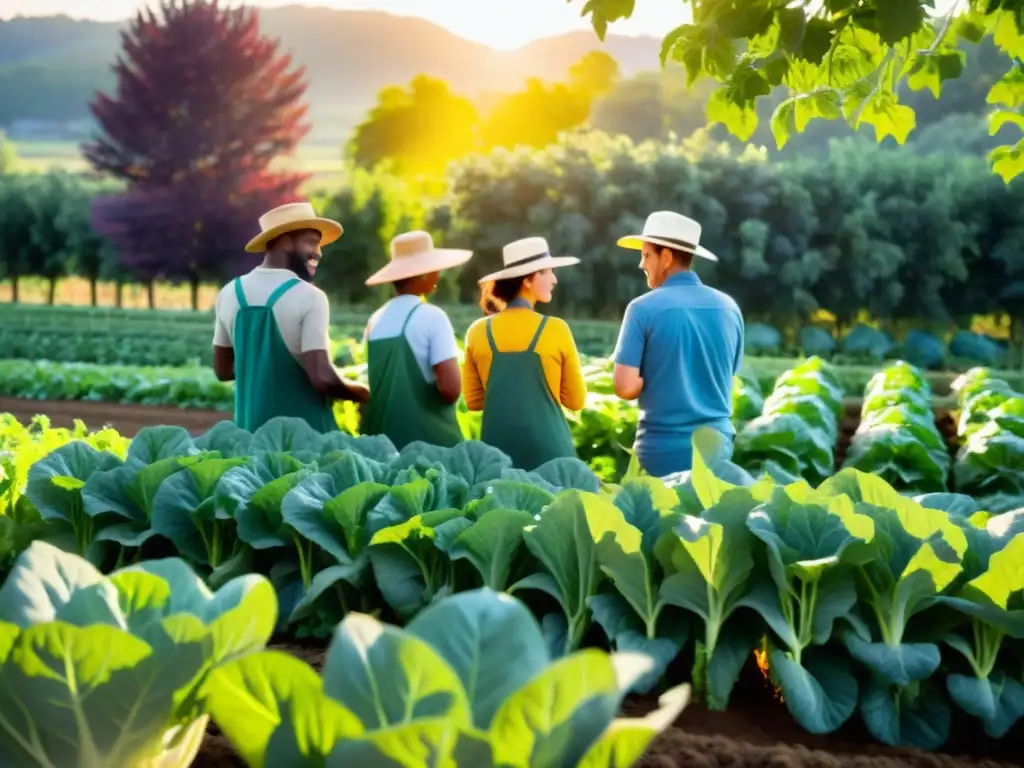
[
  {"x1": 3, "y1": 414, "x2": 1022, "y2": 756},
  {"x1": 0, "y1": 359, "x2": 766, "y2": 482},
  {"x1": 952, "y1": 368, "x2": 1024, "y2": 513},
  {"x1": 0, "y1": 540, "x2": 687, "y2": 767},
  {"x1": 841, "y1": 361, "x2": 951, "y2": 493},
  {"x1": 732, "y1": 356, "x2": 843, "y2": 484}
]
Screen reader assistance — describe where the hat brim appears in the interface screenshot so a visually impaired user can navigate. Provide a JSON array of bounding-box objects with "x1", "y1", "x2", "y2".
[
  {"x1": 617, "y1": 235, "x2": 718, "y2": 263},
  {"x1": 365, "y1": 249, "x2": 473, "y2": 286},
  {"x1": 478, "y1": 255, "x2": 580, "y2": 284},
  {"x1": 245, "y1": 217, "x2": 344, "y2": 253}
]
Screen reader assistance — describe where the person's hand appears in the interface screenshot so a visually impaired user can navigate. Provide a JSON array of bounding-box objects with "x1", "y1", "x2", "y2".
[{"x1": 347, "y1": 381, "x2": 370, "y2": 404}]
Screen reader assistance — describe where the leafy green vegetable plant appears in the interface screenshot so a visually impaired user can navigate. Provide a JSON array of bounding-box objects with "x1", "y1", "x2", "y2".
[
  {"x1": 0, "y1": 540, "x2": 276, "y2": 767},
  {"x1": 203, "y1": 587, "x2": 689, "y2": 768}
]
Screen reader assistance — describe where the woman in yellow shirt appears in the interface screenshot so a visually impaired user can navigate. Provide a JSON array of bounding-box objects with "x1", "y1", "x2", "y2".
[{"x1": 462, "y1": 236, "x2": 587, "y2": 470}]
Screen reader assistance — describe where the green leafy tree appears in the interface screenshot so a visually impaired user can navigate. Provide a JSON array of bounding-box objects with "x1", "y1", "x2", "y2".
[
  {"x1": 59, "y1": 177, "x2": 122, "y2": 307},
  {"x1": 0, "y1": 176, "x2": 33, "y2": 303},
  {"x1": 348, "y1": 75, "x2": 480, "y2": 178},
  {"x1": 481, "y1": 52, "x2": 621, "y2": 151},
  {"x1": 24, "y1": 173, "x2": 77, "y2": 305},
  {"x1": 575, "y1": 0, "x2": 1024, "y2": 182}
]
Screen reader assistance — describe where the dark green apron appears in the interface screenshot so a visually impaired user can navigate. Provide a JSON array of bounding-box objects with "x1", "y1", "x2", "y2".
[
  {"x1": 362, "y1": 301, "x2": 463, "y2": 450},
  {"x1": 231, "y1": 277, "x2": 338, "y2": 434},
  {"x1": 479, "y1": 310, "x2": 577, "y2": 470}
]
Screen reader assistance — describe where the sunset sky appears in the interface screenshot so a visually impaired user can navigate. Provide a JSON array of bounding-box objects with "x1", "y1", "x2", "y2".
[{"x1": 0, "y1": 0, "x2": 693, "y2": 50}]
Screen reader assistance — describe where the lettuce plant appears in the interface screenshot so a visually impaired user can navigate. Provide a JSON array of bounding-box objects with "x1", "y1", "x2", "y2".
[
  {"x1": 939, "y1": 530, "x2": 1024, "y2": 737},
  {"x1": 0, "y1": 540, "x2": 276, "y2": 767},
  {"x1": 817, "y1": 471, "x2": 968, "y2": 749},
  {"x1": 203, "y1": 588, "x2": 689, "y2": 767},
  {"x1": 742, "y1": 481, "x2": 875, "y2": 734}
]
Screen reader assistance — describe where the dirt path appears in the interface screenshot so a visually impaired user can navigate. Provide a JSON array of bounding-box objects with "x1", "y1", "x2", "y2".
[{"x1": 0, "y1": 397, "x2": 227, "y2": 437}]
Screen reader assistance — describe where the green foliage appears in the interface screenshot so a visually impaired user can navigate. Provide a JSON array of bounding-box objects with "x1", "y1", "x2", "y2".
[
  {"x1": 347, "y1": 76, "x2": 480, "y2": 177},
  {"x1": 204, "y1": 588, "x2": 689, "y2": 766},
  {"x1": 436, "y1": 129, "x2": 1024, "y2": 325},
  {"x1": 0, "y1": 172, "x2": 121, "y2": 304},
  {"x1": 0, "y1": 539, "x2": 275, "y2": 766},
  {"x1": 576, "y1": 0, "x2": 1024, "y2": 181},
  {"x1": 7, "y1": 417, "x2": 1024, "y2": 754}
]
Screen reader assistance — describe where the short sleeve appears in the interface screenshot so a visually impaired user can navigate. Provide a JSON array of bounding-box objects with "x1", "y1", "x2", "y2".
[
  {"x1": 213, "y1": 288, "x2": 232, "y2": 347},
  {"x1": 733, "y1": 308, "x2": 745, "y2": 374},
  {"x1": 299, "y1": 289, "x2": 331, "y2": 353},
  {"x1": 425, "y1": 307, "x2": 459, "y2": 366},
  {"x1": 612, "y1": 301, "x2": 646, "y2": 369}
]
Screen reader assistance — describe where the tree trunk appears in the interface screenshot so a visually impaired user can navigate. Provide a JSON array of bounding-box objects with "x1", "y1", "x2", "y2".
[
  {"x1": 10, "y1": 275, "x2": 18, "y2": 303},
  {"x1": 146, "y1": 280, "x2": 155, "y2": 309},
  {"x1": 115, "y1": 280, "x2": 124, "y2": 308},
  {"x1": 47, "y1": 277, "x2": 57, "y2": 305},
  {"x1": 89, "y1": 278, "x2": 98, "y2": 307},
  {"x1": 190, "y1": 276, "x2": 200, "y2": 311}
]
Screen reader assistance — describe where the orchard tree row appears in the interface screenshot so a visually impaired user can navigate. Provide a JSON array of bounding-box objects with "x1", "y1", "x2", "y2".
[{"x1": 5, "y1": 129, "x2": 1024, "y2": 335}]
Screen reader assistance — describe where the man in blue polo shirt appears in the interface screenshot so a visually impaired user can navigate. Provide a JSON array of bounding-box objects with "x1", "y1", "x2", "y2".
[{"x1": 611, "y1": 211, "x2": 744, "y2": 478}]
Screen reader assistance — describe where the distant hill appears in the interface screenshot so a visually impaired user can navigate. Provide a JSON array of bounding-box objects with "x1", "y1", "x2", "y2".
[{"x1": 0, "y1": 6, "x2": 661, "y2": 142}]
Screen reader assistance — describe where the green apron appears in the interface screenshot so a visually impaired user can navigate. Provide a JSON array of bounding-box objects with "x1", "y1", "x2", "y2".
[
  {"x1": 231, "y1": 277, "x2": 338, "y2": 434},
  {"x1": 479, "y1": 311, "x2": 577, "y2": 470},
  {"x1": 362, "y1": 301, "x2": 463, "y2": 450}
]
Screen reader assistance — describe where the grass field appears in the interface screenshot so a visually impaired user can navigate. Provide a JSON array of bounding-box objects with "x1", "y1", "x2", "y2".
[{"x1": 11, "y1": 139, "x2": 348, "y2": 188}]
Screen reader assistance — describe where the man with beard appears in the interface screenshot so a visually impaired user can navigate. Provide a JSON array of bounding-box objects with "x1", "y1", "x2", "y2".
[
  {"x1": 212, "y1": 201, "x2": 369, "y2": 432},
  {"x1": 612, "y1": 211, "x2": 744, "y2": 478}
]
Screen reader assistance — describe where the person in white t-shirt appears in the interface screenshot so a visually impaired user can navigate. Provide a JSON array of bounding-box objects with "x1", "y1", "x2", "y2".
[
  {"x1": 212, "y1": 202, "x2": 369, "y2": 433},
  {"x1": 361, "y1": 231, "x2": 472, "y2": 450}
]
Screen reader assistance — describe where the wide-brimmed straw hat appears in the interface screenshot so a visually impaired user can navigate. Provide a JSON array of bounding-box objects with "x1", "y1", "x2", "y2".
[
  {"x1": 478, "y1": 237, "x2": 579, "y2": 283},
  {"x1": 365, "y1": 231, "x2": 472, "y2": 286},
  {"x1": 617, "y1": 211, "x2": 718, "y2": 262},
  {"x1": 245, "y1": 202, "x2": 343, "y2": 254}
]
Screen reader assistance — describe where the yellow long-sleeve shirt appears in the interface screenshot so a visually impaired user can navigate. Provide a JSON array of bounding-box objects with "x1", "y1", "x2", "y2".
[{"x1": 462, "y1": 309, "x2": 587, "y2": 412}]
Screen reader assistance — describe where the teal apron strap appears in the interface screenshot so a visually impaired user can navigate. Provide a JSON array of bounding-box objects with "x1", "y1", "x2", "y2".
[
  {"x1": 234, "y1": 278, "x2": 248, "y2": 308},
  {"x1": 266, "y1": 277, "x2": 300, "y2": 308},
  {"x1": 526, "y1": 316, "x2": 549, "y2": 353},
  {"x1": 485, "y1": 318, "x2": 499, "y2": 354},
  {"x1": 402, "y1": 301, "x2": 422, "y2": 334}
]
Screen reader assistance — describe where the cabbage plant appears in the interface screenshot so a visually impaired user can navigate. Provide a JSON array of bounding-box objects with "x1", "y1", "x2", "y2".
[
  {"x1": 204, "y1": 587, "x2": 689, "y2": 767},
  {"x1": 0, "y1": 540, "x2": 276, "y2": 767}
]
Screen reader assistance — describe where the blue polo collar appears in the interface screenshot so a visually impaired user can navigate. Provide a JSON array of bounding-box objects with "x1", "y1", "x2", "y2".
[{"x1": 663, "y1": 271, "x2": 701, "y2": 287}]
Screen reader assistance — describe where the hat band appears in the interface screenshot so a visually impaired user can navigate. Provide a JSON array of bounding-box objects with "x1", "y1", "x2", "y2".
[
  {"x1": 503, "y1": 250, "x2": 551, "y2": 270},
  {"x1": 646, "y1": 234, "x2": 698, "y2": 253}
]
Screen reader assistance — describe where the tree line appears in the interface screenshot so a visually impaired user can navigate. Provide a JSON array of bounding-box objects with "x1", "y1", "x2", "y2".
[{"x1": 4, "y1": 129, "x2": 1024, "y2": 339}]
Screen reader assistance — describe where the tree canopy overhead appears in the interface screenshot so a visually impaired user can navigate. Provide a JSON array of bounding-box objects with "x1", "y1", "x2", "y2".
[{"x1": 576, "y1": 0, "x2": 1024, "y2": 181}]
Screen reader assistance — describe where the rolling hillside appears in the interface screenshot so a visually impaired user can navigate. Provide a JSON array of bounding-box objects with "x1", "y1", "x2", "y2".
[{"x1": 0, "y1": 6, "x2": 661, "y2": 142}]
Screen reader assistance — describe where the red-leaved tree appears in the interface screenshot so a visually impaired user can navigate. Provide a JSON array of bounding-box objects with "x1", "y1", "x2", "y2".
[{"x1": 83, "y1": 0, "x2": 310, "y2": 309}]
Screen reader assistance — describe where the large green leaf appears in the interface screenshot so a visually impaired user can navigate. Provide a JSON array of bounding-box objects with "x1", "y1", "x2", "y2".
[
  {"x1": 488, "y1": 649, "x2": 650, "y2": 768},
  {"x1": 405, "y1": 588, "x2": 549, "y2": 729},
  {"x1": 322, "y1": 612, "x2": 471, "y2": 730},
  {"x1": 202, "y1": 650, "x2": 363, "y2": 768},
  {"x1": 0, "y1": 621, "x2": 209, "y2": 767}
]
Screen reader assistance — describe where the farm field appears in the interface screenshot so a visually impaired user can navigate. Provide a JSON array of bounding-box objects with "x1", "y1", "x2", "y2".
[
  {"x1": 1, "y1": 388, "x2": 1022, "y2": 767},
  {"x1": 2, "y1": 302, "x2": 1024, "y2": 766}
]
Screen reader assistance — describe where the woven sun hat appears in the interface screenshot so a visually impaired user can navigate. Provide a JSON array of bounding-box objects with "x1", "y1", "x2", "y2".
[
  {"x1": 616, "y1": 211, "x2": 718, "y2": 262},
  {"x1": 365, "y1": 231, "x2": 472, "y2": 286},
  {"x1": 245, "y1": 201, "x2": 343, "y2": 253},
  {"x1": 477, "y1": 236, "x2": 579, "y2": 283}
]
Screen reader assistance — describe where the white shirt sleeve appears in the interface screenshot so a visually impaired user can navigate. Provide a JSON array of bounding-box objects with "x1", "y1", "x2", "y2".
[
  {"x1": 424, "y1": 306, "x2": 459, "y2": 366},
  {"x1": 299, "y1": 288, "x2": 331, "y2": 353},
  {"x1": 213, "y1": 288, "x2": 232, "y2": 347}
]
